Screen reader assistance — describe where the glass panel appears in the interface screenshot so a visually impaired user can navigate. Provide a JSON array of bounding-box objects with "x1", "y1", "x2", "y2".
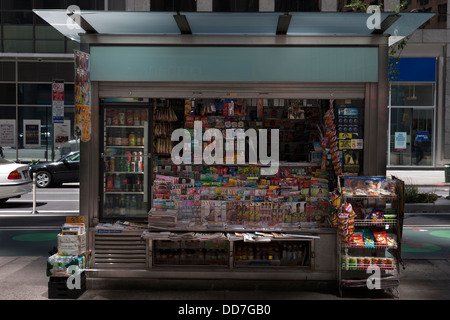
[
  {"x1": 184, "y1": 12, "x2": 279, "y2": 34},
  {"x1": 66, "y1": 39, "x2": 80, "y2": 53},
  {"x1": 18, "y1": 106, "x2": 53, "y2": 162},
  {"x1": 0, "y1": 107, "x2": 17, "y2": 160},
  {"x1": 108, "y1": 0, "x2": 126, "y2": 11},
  {"x1": 82, "y1": 11, "x2": 180, "y2": 34},
  {"x1": 288, "y1": 12, "x2": 390, "y2": 35},
  {"x1": 3, "y1": 25, "x2": 33, "y2": 39},
  {"x1": 33, "y1": 9, "x2": 84, "y2": 42},
  {"x1": 56, "y1": 106, "x2": 79, "y2": 158},
  {"x1": 0, "y1": 84, "x2": 16, "y2": 104},
  {"x1": 4, "y1": 40, "x2": 33, "y2": 53},
  {"x1": 275, "y1": 0, "x2": 319, "y2": 11},
  {"x1": 102, "y1": 106, "x2": 149, "y2": 219},
  {"x1": 2, "y1": 0, "x2": 33, "y2": 10},
  {"x1": 18, "y1": 84, "x2": 52, "y2": 105},
  {"x1": 0, "y1": 62, "x2": 15, "y2": 81},
  {"x1": 2, "y1": 11, "x2": 33, "y2": 24},
  {"x1": 36, "y1": 25, "x2": 65, "y2": 40},
  {"x1": 389, "y1": 108, "x2": 434, "y2": 166},
  {"x1": 70, "y1": 0, "x2": 96, "y2": 9},
  {"x1": 34, "y1": 0, "x2": 67, "y2": 9},
  {"x1": 151, "y1": 0, "x2": 197, "y2": 11},
  {"x1": 212, "y1": 0, "x2": 258, "y2": 12},
  {"x1": 36, "y1": 40, "x2": 65, "y2": 53},
  {"x1": 390, "y1": 83, "x2": 435, "y2": 106},
  {"x1": 18, "y1": 62, "x2": 74, "y2": 82}
]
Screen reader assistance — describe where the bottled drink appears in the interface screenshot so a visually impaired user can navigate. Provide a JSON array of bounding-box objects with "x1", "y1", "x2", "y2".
[
  {"x1": 106, "y1": 174, "x2": 114, "y2": 192},
  {"x1": 134, "y1": 109, "x2": 141, "y2": 126},
  {"x1": 106, "y1": 109, "x2": 112, "y2": 125},
  {"x1": 129, "y1": 132, "x2": 136, "y2": 146},
  {"x1": 120, "y1": 195, "x2": 126, "y2": 215},
  {"x1": 122, "y1": 175, "x2": 128, "y2": 191},
  {"x1": 118, "y1": 109, "x2": 125, "y2": 125},
  {"x1": 141, "y1": 109, "x2": 147, "y2": 122},
  {"x1": 126, "y1": 109, "x2": 134, "y2": 126},
  {"x1": 110, "y1": 157, "x2": 115, "y2": 172},
  {"x1": 136, "y1": 132, "x2": 142, "y2": 146},
  {"x1": 112, "y1": 108, "x2": 119, "y2": 125},
  {"x1": 114, "y1": 174, "x2": 121, "y2": 191}
]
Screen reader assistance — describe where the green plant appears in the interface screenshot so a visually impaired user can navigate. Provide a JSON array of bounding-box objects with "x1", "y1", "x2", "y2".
[{"x1": 405, "y1": 184, "x2": 439, "y2": 203}]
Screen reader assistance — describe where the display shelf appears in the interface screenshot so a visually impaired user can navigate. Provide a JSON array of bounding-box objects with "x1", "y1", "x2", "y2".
[
  {"x1": 336, "y1": 176, "x2": 404, "y2": 297},
  {"x1": 103, "y1": 146, "x2": 145, "y2": 149},
  {"x1": 106, "y1": 125, "x2": 146, "y2": 129}
]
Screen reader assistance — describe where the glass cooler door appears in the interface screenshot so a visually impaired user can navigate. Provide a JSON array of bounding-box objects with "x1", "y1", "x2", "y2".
[{"x1": 101, "y1": 103, "x2": 150, "y2": 220}]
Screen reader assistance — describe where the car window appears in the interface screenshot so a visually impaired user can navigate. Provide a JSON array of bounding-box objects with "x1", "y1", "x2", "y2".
[{"x1": 65, "y1": 153, "x2": 80, "y2": 162}]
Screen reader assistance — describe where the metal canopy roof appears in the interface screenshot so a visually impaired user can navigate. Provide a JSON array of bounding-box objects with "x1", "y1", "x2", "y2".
[{"x1": 33, "y1": 9, "x2": 434, "y2": 44}]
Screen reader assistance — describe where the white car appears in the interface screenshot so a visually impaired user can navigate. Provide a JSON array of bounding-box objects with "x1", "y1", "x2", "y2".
[{"x1": 0, "y1": 158, "x2": 32, "y2": 205}]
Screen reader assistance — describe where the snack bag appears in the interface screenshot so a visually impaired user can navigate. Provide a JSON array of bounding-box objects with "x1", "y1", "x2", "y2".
[{"x1": 373, "y1": 230, "x2": 388, "y2": 246}]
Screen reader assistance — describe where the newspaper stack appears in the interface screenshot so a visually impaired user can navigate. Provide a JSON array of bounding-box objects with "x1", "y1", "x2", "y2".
[{"x1": 148, "y1": 208, "x2": 178, "y2": 229}]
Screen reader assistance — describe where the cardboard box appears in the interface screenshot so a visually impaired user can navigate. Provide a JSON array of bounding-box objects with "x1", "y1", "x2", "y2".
[{"x1": 57, "y1": 233, "x2": 86, "y2": 256}]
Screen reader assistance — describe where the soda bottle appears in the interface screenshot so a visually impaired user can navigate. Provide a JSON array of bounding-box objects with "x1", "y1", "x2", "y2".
[
  {"x1": 126, "y1": 109, "x2": 134, "y2": 126},
  {"x1": 141, "y1": 109, "x2": 147, "y2": 122},
  {"x1": 114, "y1": 174, "x2": 121, "y2": 191},
  {"x1": 120, "y1": 195, "x2": 126, "y2": 215},
  {"x1": 136, "y1": 132, "x2": 142, "y2": 146},
  {"x1": 106, "y1": 174, "x2": 114, "y2": 192},
  {"x1": 122, "y1": 175, "x2": 128, "y2": 191},
  {"x1": 129, "y1": 132, "x2": 136, "y2": 146},
  {"x1": 134, "y1": 109, "x2": 141, "y2": 126}
]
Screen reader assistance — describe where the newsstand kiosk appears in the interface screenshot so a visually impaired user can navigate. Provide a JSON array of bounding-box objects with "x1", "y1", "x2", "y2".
[{"x1": 35, "y1": 9, "x2": 432, "y2": 296}]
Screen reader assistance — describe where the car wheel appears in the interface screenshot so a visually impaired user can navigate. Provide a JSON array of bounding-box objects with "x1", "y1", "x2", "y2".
[{"x1": 36, "y1": 171, "x2": 52, "y2": 188}]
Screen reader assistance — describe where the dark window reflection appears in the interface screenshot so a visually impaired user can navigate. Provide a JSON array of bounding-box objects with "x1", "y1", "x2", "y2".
[
  {"x1": 275, "y1": 0, "x2": 320, "y2": 11},
  {"x1": 151, "y1": 0, "x2": 197, "y2": 11},
  {"x1": 213, "y1": 0, "x2": 259, "y2": 12}
]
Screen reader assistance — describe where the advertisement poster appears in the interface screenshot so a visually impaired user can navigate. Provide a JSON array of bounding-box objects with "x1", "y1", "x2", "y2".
[
  {"x1": 394, "y1": 132, "x2": 407, "y2": 151},
  {"x1": 416, "y1": 131, "x2": 430, "y2": 142},
  {"x1": 23, "y1": 120, "x2": 41, "y2": 147},
  {"x1": 54, "y1": 120, "x2": 71, "y2": 147},
  {"x1": 74, "y1": 50, "x2": 91, "y2": 142},
  {"x1": 0, "y1": 120, "x2": 15, "y2": 147},
  {"x1": 52, "y1": 79, "x2": 64, "y2": 124}
]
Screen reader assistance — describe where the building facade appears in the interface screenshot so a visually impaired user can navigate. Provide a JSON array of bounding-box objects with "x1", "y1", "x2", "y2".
[{"x1": 0, "y1": 0, "x2": 449, "y2": 169}]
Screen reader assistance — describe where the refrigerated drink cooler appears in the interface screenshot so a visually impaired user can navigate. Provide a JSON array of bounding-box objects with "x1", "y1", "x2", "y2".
[{"x1": 100, "y1": 103, "x2": 150, "y2": 220}]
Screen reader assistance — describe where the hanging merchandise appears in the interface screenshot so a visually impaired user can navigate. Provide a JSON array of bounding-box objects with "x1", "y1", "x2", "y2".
[{"x1": 322, "y1": 99, "x2": 342, "y2": 176}]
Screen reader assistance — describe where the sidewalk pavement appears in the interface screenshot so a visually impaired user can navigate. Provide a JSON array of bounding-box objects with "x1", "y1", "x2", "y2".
[
  {"x1": 0, "y1": 256, "x2": 449, "y2": 300},
  {"x1": 0, "y1": 170, "x2": 449, "y2": 301}
]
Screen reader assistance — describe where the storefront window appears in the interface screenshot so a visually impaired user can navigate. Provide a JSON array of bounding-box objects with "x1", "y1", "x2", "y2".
[
  {"x1": 0, "y1": 107, "x2": 17, "y2": 160},
  {"x1": 389, "y1": 108, "x2": 434, "y2": 166},
  {"x1": 390, "y1": 83, "x2": 435, "y2": 107}
]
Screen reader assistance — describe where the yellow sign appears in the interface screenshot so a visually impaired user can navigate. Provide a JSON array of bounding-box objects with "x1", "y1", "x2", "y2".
[
  {"x1": 339, "y1": 133, "x2": 352, "y2": 139},
  {"x1": 339, "y1": 139, "x2": 352, "y2": 150}
]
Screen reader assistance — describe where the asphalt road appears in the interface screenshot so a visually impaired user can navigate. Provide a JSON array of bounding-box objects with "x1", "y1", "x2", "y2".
[{"x1": 0, "y1": 183, "x2": 79, "y2": 228}]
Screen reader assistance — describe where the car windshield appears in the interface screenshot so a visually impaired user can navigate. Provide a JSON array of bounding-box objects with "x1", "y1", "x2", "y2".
[{"x1": 0, "y1": 158, "x2": 14, "y2": 165}]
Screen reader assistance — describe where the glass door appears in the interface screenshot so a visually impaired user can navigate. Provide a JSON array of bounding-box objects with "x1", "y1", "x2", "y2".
[
  {"x1": 388, "y1": 107, "x2": 434, "y2": 166},
  {"x1": 101, "y1": 103, "x2": 150, "y2": 220}
]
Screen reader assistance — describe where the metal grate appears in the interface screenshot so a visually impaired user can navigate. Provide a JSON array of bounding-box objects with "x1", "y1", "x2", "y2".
[{"x1": 93, "y1": 232, "x2": 147, "y2": 268}]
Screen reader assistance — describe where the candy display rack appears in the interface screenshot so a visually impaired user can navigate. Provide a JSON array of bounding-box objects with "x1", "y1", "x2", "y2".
[{"x1": 336, "y1": 176, "x2": 405, "y2": 297}]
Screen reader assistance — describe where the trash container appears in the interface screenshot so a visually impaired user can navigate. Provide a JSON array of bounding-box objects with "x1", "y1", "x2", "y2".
[{"x1": 445, "y1": 165, "x2": 450, "y2": 183}]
